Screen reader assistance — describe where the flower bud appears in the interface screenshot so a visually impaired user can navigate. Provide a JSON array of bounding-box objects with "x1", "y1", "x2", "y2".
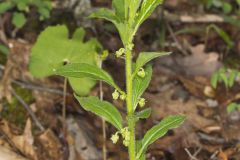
[
  {"x1": 138, "y1": 98, "x2": 146, "y2": 108},
  {"x1": 112, "y1": 90, "x2": 119, "y2": 100},
  {"x1": 137, "y1": 68, "x2": 145, "y2": 78}
]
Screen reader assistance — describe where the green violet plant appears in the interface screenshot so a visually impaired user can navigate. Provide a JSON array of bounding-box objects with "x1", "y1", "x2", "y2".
[{"x1": 55, "y1": 0, "x2": 186, "y2": 159}]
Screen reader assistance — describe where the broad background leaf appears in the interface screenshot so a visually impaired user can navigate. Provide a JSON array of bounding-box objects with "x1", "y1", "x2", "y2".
[
  {"x1": 29, "y1": 25, "x2": 101, "y2": 95},
  {"x1": 75, "y1": 96, "x2": 123, "y2": 130}
]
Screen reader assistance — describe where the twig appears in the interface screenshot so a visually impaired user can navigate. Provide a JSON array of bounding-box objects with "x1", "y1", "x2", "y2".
[
  {"x1": 184, "y1": 148, "x2": 199, "y2": 160},
  {"x1": 11, "y1": 88, "x2": 45, "y2": 131},
  {"x1": 99, "y1": 59, "x2": 107, "y2": 160},
  {"x1": 62, "y1": 78, "x2": 67, "y2": 136},
  {"x1": 166, "y1": 22, "x2": 189, "y2": 55},
  {"x1": 12, "y1": 80, "x2": 71, "y2": 96}
]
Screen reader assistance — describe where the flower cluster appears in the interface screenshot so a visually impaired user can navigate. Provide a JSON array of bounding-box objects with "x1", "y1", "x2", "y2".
[{"x1": 110, "y1": 127, "x2": 130, "y2": 147}]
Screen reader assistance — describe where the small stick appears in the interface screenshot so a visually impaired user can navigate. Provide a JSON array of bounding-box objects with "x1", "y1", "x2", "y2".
[
  {"x1": 12, "y1": 80, "x2": 70, "y2": 96},
  {"x1": 166, "y1": 22, "x2": 189, "y2": 55},
  {"x1": 62, "y1": 78, "x2": 67, "y2": 136},
  {"x1": 11, "y1": 88, "x2": 45, "y2": 131},
  {"x1": 99, "y1": 58, "x2": 107, "y2": 160},
  {"x1": 184, "y1": 148, "x2": 199, "y2": 160}
]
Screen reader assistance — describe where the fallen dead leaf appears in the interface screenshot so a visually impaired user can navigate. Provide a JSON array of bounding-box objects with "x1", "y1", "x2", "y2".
[{"x1": 0, "y1": 119, "x2": 38, "y2": 160}]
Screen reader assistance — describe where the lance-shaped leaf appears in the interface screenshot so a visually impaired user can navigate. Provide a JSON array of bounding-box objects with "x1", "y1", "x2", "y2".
[
  {"x1": 75, "y1": 96, "x2": 123, "y2": 130},
  {"x1": 136, "y1": 108, "x2": 152, "y2": 120},
  {"x1": 135, "y1": 52, "x2": 171, "y2": 74},
  {"x1": 133, "y1": 65, "x2": 152, "y2": 110},
  {"x1": 113, "y1": 0, "x2": 125, "y2": 21},
  {"x1": 136, "y1": 115, "x2": 186, "y2": 159},
  {"x1": 135, "y1": 0, "x2": 164, "y2": 29},
  {"x1": 55, "y1": 63, "x2": 120, "y2": 90},
  {"x1": 90, "y1": 8, "x2": 120, "y2": 24}
]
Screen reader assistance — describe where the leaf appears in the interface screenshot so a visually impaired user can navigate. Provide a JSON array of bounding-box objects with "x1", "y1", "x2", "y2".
[
  {"x1": 136, "y1": 108, "x2": 152, "y2": 119},
  {"x1": 136, "y1": 115, "x2": 186, "y2": 159},
  {"x1": 112, "y1": 0, "x2": 125, "y2": 21},
  {"x1": 133, "y1": 65, "x2": 152, "y2": 110},
  {"x1": 135, "y1": 52, "x2": 170, "y2": 74},
  {"x1": 12, "y1": 12, "x2": 27, "y2": 28},
  {"x1": 211, "y1": 71, "x2": 219, "y2": 89},
  {"x1": 228, "y1": 70, "x2": 238, "y2": 88},
  {"x1": 0, "y1": 44, "x2": 9, "y2": 55},
  {"x1": 222, "y1": 2, "x2": 232, "y2": 14},
  {"x1": 220, "y1": 72, "x2": 228, "y2": 89},
  {"x1": 16, "y1": 0, "x2": 29, "y2": 11},
  {"x1": 0, "y1": 2, "x2": 13, "y2": 14},
  {"x1": 29, "y1": 25, "x2": 101, "y2": 96},
  {"x1": 55, "y1": 63, "x2": 119, "y2": 90},
  {"x1": 90, "y1": 8, "x2": 120, "y2": 24},
  {"x1": 75, "y1": 96, "x2": 123, "y2": 130},
  {"x1": 207, "y1": 24, "x2": 234, "y2": 49},
  {"x1": 227, "y1": 103, "x2": 240, "y2": 113},
  {"x1": 135, "y1": 0, "x2": 164, "y2": 29}
]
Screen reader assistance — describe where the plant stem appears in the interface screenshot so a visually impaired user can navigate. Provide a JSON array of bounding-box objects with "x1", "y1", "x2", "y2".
[{"x1": 125, "y1": 46, "x2": 135, "y2": 160}]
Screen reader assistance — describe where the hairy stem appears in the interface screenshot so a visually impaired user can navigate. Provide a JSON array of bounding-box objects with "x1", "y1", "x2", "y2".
[{"x1": 125, "y1": 46, "x2": 135, "y2": 160}]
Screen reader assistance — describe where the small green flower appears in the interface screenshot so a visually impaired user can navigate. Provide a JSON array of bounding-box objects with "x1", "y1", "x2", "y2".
[
  {"x1": 138, "y1": 98, "x2": 146, "y2": 108},
  {"x1": 112, "y1": 90, "x2": 119, "y2": 100},
  {"x1": 115, "y1": 48, "x2": 125, "y2": 57},
  {"x1": 120, "y1": 94, "x2": 126, "y2": 100},
  {"x1": 123, "y1": 139, "x2": 129, "y2": 147},
  {"x1": 137, "y1": 68, "x2": 146, "y2": 78},
  {"x1": 111, "y1": 133, "x2": 119, "y2": 144}
]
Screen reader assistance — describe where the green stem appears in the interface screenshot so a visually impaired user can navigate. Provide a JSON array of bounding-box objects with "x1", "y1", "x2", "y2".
[{"x1": 125, "y1": 46, "x2": 135, "y2": 160}]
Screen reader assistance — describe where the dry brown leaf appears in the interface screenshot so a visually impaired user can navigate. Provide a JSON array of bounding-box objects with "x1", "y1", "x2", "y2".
[
  {"x1": 0, "y1": 145, "x2": 29, "y2": 160},
  {"x1": 0, "y1": 119, "x2": 38, "y2": 160},
  {"x1": 38, "y1": 129, "x2": 62, "y2": 160}
]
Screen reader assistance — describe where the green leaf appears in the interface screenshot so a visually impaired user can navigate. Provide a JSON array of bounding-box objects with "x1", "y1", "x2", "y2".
[
  {"x1": 113, "y1": 0, "x2": 125, "y2": 21},
  {"x1": 136, "y1": 108, "x2": 152, "y2": 119},
  {"x1": 211, "y1": 71, "x2": 219, "y2": 89},
  {"x1": 133, "y1": 65, "x2": 152, "y2": 110},
  {"x1": 237, "y1": 0, "x2": 240, "y2": 5},
  {"x1": 228, "y1": 70, "x2": 238, "y2": 88},
  {"x1": 16, "y1": 0, "x2": 29, "y2": 11},
  {"x1": 12, "y1": 12, "x2": 27, "y2": 28},
  {"x1": 222, "y1": 2, "x2": 232, "y2": 14},
  {"x1": 227, "y1": 103, "x2": 240, "y2": 113},
  {"x1": 0, "y1": 44, "x2": 9, "y2": 56},
  {"x1": 220, "y1": 72, "x2": 228, "y2": 89},
  {"x1": 29, "y1": 25, "x2": 101, "y2": 96},
  {"x1": 75, "y1": 96, "x2": 123, "y2": 130},
  {"x1": 129, "y1": 0, "x2": 141, "y2": 24},
  {"x1": 135, "y1": 52, "x2": 171, "y2": 74},
  {"x1": 0, "y1": 2, "x2": 13, "y2": 14},
  {"x1": 55, "y1": 63, "x2": 120, "y2": 90},
  {"x1": 136, "y1": 115, "x2": 186, "y2": 159},
  {"x1": 135, "y1": 0, "x2": 164, "y2": 29},
  {"x1": 207, "y1": 24, "x2": 234, "y2": 49},
  {"x1": 90, "y1": 8, "x2": 120, "y2": 23}
]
